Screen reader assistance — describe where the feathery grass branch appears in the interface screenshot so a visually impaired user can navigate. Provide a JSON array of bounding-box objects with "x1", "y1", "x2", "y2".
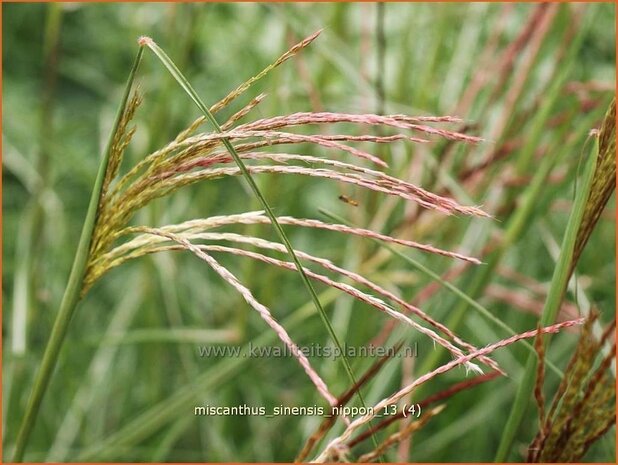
[
  {"x1": 318, "y1": 209, "x2": 564, "y2": 378},
  {"x1": 314, "y1": 318, "x2": 584, "y2": 462},
  {"x1": 347, "y1": 370, "x2": 502, "y2": 450},
  {"x1": 137, "y1": 34, "x2": 373, "y2": 426},
  {"x1": 295, "y1": 342, "x2": 404, "y2": 462},
  {"x1": 356, "y1": 405, "x2": 445, "y2": 463},
  {"x1": 14, "y1": 28, "x2": 498, "y2": 462},
  {"x1": 136, "y1": 227, "x2": 339, "y2": 407},
  {"x1": 93, "y1": 225, "x2": 496, "y2": 374}
]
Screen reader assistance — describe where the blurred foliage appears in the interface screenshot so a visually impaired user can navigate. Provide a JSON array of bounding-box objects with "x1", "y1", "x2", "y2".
[{"x1": 2, "y1": 2, "x2": 615, "y2": 462}]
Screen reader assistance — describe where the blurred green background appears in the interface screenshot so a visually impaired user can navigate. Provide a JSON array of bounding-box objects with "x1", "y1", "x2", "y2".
[{"x1": 2, "y1": 2, "x2": 615, "y2": 462}]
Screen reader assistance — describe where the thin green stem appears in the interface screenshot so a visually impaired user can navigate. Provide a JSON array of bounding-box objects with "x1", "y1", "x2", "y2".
[
  {"x1": 11, "y1": 47, "x2": 144, "y2": 462},
  {"x1": 140, "y1": 38, "x2": 374, "y2": 437},
  {"x1": 494, "y1": 136, "x2": 600, "y2": 462}
]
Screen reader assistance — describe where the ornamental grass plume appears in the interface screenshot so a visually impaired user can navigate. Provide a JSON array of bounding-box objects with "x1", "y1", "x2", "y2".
[
  {"x1": 313, "y1": 319, "x2": 585, "y2": 462},
  {"x1": 12, "y1": 29, "x2": 582, "y2": 462},
  {"x1": 81, "y1": 31, "x2": 493, "y2": 402},
  {"x1": 528, "y1": 313, "x2": 616, "y2": 462}
]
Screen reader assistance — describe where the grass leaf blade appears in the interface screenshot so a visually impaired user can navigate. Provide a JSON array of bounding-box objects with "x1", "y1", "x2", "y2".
[
  {"x1": 494, "y1": 126, "x2": 602, "y2": 462},
  {"x1": 12, "y1": 46, "x2": 145, "y2": 462}
]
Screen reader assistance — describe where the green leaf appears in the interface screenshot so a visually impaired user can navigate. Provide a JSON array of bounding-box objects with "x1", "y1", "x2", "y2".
[
  {"x1": 494, "y1": 105, "x2": 603, "y2": 462},
  {"x1": 12, "y1": 46, "x2": 145, "y2": 462},
  {"x1": 570, "y1": 98, "x2": 616, "y2": 276}
]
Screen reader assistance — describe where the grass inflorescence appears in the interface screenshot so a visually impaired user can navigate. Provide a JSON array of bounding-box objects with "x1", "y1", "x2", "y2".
[
  {"x1": 14, "y1": 29, "x2": 503, "y2": 461},
  {"x1": 5, "y1": 4, "x2": 614, "y2": 462}
]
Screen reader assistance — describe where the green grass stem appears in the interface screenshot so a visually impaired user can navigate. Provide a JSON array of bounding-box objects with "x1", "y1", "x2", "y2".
[
  {"x1": 494, "y1": 135, "x2": 601, "y2": 462},
  {"x1": 11, "y1": 47, "x2": 144, "y2": 462},
  {"x1": 139, "y1": 37, "x2": 379, "y2": 452}
]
